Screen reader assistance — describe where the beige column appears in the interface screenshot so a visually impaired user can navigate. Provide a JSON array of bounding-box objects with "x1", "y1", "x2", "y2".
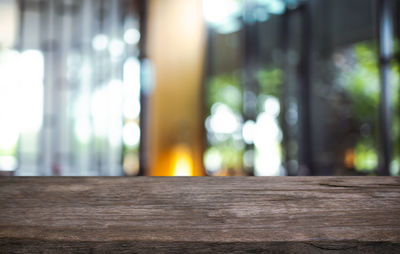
[{"x1": 146, "y1": 0, "x2": 206, "y2": 176}]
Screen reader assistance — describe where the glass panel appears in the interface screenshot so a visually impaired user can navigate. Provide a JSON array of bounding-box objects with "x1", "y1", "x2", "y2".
[
  {"x1": 202, "y1": 0, "x2": 392, "y2": 176},
  {"x1": 0, "y1": 0, "x2": 141, "y2": 176}
]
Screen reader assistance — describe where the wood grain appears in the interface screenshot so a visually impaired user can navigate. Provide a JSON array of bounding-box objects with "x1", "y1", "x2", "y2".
[{"x1": 0, "y1": 177, "x2": 399, "y2": 253}]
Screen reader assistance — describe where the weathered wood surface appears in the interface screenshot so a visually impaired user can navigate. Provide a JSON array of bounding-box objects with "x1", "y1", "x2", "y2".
[{"x1": 0, "y1": 177, "x2": 399, "y2": 253}]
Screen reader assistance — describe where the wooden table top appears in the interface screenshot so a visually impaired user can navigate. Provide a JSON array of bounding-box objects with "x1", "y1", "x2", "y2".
[{"x1": 0, "y1": 177, "x2": 399, "y2": 253}]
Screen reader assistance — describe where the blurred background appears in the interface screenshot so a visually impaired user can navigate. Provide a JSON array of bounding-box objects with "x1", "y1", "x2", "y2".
[{"x1": 0, "y1": 0, "x2": 399, "y2": 176}]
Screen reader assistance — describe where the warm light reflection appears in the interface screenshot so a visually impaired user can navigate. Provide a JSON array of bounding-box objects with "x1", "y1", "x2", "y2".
[
  {"x1": 171, "y1": 144, "x2": 194, "y2": 176},
  {"x1": 344, "y1": 148, "x2": 355, "y2": 169}
]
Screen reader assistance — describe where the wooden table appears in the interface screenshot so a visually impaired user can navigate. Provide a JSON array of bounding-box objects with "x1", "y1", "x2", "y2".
[{"x1": 0, "y1": 177, "x2": 399, "y2": 253}]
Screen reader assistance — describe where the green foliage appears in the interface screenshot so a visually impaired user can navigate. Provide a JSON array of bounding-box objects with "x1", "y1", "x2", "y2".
[
  {"x1": 0, "y1": 145, "x2": 17, "y2": 156},
  {"x1": 354, "y1": 139, "x2": 378, "y2": 171},
  {"x1": 204, "y1": 72, "x2": 243, "y2": 174},
  {"x1": 204, "y1": 67, "x2": 283, "y2": 174},
  {"x1": 339, "y1": 41, "x2": 400, "y2": 174},
  {"x1": 206, "y1": 73, "x2": 242, "y2": 114},
  {"x1": 205, "y1": 145, "x2": 243, "y2": 170},
  {"x1": 256, "y1": 67, "x2": 283, "y2": 97},
  {"x1": 341, "y1": 43, "x2": 379, "y2": 123}
]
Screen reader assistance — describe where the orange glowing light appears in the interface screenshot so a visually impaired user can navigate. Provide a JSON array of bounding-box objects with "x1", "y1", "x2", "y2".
[
  {"x1": 171, "y1": 144, "x2": 193, "y2": 176},
  {"x1": 344, "y1": 148, "x2": 355, "y2": 169}
]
